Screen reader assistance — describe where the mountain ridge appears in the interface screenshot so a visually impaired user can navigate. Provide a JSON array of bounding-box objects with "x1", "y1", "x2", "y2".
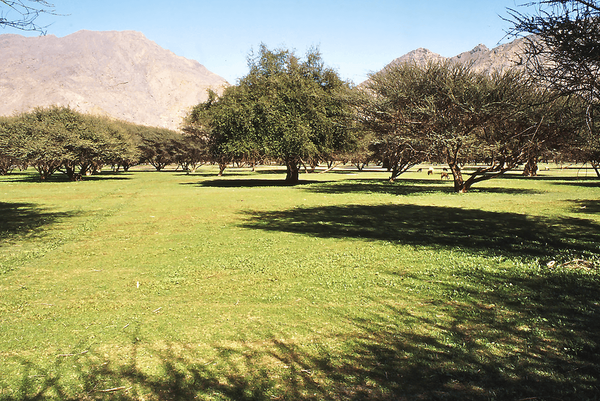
[
  {"x1": 0, "y1": 30, "x2": 228, "y2": 130},
  {"x1": 381, "y1": 36, "x2": 531, "y2": 76}
]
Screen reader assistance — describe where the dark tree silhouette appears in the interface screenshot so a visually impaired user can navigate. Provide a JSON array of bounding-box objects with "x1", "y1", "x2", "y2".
[
  {"x1": 507, "y1": 0, "x2": 600, "y2": 174},
  {"x1": 0, "y1": 0, "x2": 57, "y2": 33}
]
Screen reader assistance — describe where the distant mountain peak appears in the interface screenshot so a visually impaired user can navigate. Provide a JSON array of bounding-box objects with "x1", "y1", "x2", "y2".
[
  {"x1": 0, "y1": 30, "x2": 228, "y2": 130},
  {"x1": 386, "y1": 47, "x2": 445, "y2": 68},
  {"x1": 378, "y1": 36, "x2": 533, "y2": 79},
  {"x1": 470, "y1": 43, "x2": 489, "y2": 53}
]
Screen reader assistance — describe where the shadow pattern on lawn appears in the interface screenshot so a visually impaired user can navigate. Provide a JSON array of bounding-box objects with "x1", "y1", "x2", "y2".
[
  {"x1": 3, "y1": 198, "x2": 599, "y2": 400},
  {"x1": 2, "y1": 171, "x2": 132, "y2": 183},
  {"x1": 555, "y1": 180, "x2": 600, "y2": 188},
  {"x1": 0, "y1": 202, "x2": 77, "y2": 243},
  {"x1": 303, "y1": 179, "x2": 540, "y2": 196},
  {"x1": 196, "y1": 178, "x2": 322, "y2": 188},
  {"x1": 240, "y1": 203, "x2": 600, "y2": 262},
  {"x1": 5, "y1": 263, "x2": 599, "y2": 400},
  {"x1": 571, "y1": 200, "x2": 600, "y2": 215}
]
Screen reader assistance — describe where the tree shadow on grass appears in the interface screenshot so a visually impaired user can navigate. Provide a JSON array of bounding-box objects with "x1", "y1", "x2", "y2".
[
  {"x1": 570, "y1": 200, "x2": 600, "y2": 215},
  {"x1": 303, "y1": 179, "x2": 540, "y2": 196},
  {"x1": 554, "y1": 180, "x2": 600, "y2": 188},
  {"x1": 5, "y1": 264, "x2": 599, "y2": 400},
  {"x1": 193, "y1": 178, "x2": 322, "y2": 188},
  {"x1": 188, "y1": 177, "x2": 540, "y2": 195},
  {"x1": 0, "y1": 202, "x2": 77, "y2": 243},
  {"x1": 240, "y1": 203, "x2": 600, "y2": 262},
  {"x1": 339, "y1": 266, "x2": 600, "y2": 400},
  {"x1": 3, "y1": 171, "x2": 132, "y2": 183}
]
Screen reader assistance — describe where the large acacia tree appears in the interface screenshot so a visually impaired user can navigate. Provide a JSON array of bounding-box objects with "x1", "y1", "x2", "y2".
[
  {"x1": 362, "y1": 61, "x2": 572, "y2": 192},
  {"x1": 187, "y1": 45, "x2": 355, "y2": 184},
  {"x1": 508, "y1": 0, "x2": 600, "y2": 174}
]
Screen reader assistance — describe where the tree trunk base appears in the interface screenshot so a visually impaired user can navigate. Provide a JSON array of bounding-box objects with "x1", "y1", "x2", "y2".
[{"x1": 285, "y1": 162, "x2": 300, "y2": 185}]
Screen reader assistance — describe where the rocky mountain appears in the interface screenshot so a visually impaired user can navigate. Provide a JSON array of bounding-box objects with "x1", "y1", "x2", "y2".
[
  {"x1": 382, "y1": 36, "x2": 532, "y2": 75},
  {"x1": 0, "y1": 30, "x2": 228, "y2": 130},
  {"x1": 387, "y1": 47, "x2": 446, "y2": 66}
]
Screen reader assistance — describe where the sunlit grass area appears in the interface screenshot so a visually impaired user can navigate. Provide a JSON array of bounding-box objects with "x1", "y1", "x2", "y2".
[{"x1": 1, "y1": 165, "x2": 599, "y2": 400}]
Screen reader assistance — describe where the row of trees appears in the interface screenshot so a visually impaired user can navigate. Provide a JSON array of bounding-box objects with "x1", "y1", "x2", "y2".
[
  {"x1": 181, "y1": 49, "x2": 597, "y2": 192},
  {"x1": 0, "y1": 106, "x2": 208, "y2": 180},
  {"x1": 361, "y1": 62, "x2": 590, "y2": 192},
  {"x1": 1, "y1": 55, "x2": 596, "y2": 190},
  {"x1": 179, "y1": 0, "x2": 600, "y2": 192},
  {"x1": 2, "y1": 1, "x2": 597, "y2": 192}
]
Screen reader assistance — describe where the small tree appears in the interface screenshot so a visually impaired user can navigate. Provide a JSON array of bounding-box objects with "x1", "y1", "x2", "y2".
[
  {"x1": 0, "y1": 116, "x2": 20, "y2": 174},
  {"x1": 360, "y1": 64, "x2": 431, "y2": 180},
  {"x1": 137, "y1": 127, "x2": 182, "y2": 171},
  {"x1": 182, "y1": 89, "x2": 242, "y2": 175}
]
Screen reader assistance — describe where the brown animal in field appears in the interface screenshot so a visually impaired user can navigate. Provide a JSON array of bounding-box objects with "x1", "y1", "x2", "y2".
[
  {"x1": 427, "y1": 167, "x2": 434, "y2": 175},
  {"x1": 441, "y1": 172, "x2": 449, "y2": 180}
]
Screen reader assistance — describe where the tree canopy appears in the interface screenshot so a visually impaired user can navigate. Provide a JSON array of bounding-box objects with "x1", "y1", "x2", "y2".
[
  {"x1": 0, "y1": 106, "x2": 140, "y2": 179},
  {"x1": 507, "y1": 0, "x2": 600, "y2": 173},
  {"x1": 185, "y1": 45, "x2": 356, "y2": 184},
  {"x1": 361, "y1": 61, "x2": 576, "y2": 192}
]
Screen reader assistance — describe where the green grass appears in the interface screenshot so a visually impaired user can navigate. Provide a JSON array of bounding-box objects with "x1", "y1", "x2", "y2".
[{"x1": 1, "y1": 165, "x2": 599, "y2": 400}]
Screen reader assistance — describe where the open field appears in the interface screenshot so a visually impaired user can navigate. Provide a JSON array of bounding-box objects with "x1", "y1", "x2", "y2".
[{"x1": 1, "y1": 165, "x2": 599, "y2": 400}]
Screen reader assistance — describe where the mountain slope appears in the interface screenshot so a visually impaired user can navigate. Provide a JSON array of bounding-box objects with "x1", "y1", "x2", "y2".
[
  {"x1": 0, "y1": 30, "x2": 228, "y2": 130},
  {"x1": 382, "y1": 36, "x2": 531, "y2": 75}
]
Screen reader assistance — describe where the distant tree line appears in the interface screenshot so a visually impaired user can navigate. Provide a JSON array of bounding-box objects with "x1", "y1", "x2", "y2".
[
  {"x1": 0, "y1": 106, "x2": 208, "y2": 180},
  {"x1": 2, "y1": 0, "x2": 599, "y2": 191},
  {"x1": 181, "y1": 42, "x2": 598, "y2": 192}
]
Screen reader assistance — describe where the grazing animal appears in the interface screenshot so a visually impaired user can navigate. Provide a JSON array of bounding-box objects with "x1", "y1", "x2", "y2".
[
  {"x1": 427, "y1": 167, "x2": 434, "y2": 175},
  {"x1": 417, "y1": 168, "x2": 423, "y2": 172},
  {"x1": 441, "y1": 172, "x2": 450, "y2": 180}
]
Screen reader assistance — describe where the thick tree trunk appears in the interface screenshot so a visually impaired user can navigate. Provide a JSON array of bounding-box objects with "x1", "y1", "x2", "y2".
[
  {"x1": 218, "y1": 163, "x2": 227, "y2": 176},
  {"x1": 448, "y1": 163, "x2": 469, "y2": 193},
  {"x1": 285, "y1": 160, "x2": 300, "y2": 184},
  {"x1": 523, "y1": 156, "x2": 538, "y2": 177},
  {"x1": 591, "y1": 161, "x2": 600, "y2": 177},
  {"x1": 65, "y1": 165, "x2": 78, "y2": 181}
]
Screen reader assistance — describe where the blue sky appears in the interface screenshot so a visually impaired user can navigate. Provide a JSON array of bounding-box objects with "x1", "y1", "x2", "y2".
[{"x1": 3, "y1": 0, "x2": 525, "y2": 84}]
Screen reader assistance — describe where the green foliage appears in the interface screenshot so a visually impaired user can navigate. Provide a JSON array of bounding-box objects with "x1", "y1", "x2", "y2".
[
  {"x1": 185, "y1": 45, "x2": 356, "y2": 183},
  {"x1": 508, "y1": 0, "x2": 600, "y2": 174},
  {"x1": 0, "y1": 116, "x2": 21, "y2": 175},
  {"x1": 0, "y1": 106, "x2": 139, "y2": 180},
  {"x1": 133, "y1": 126, "x2": 182, "y2": 171},
  {"x1": 362, "y1": 62, "x2": 579, "y2": 191}
]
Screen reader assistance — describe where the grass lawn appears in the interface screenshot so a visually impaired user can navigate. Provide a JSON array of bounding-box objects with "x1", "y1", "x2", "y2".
[{"x1": 1, "y1": 165, "x2": 599, "y2": 400}]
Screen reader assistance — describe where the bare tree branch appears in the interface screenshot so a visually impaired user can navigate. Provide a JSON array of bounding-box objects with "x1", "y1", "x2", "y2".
[{"x1": 0, "y1": 0, "x2": 57, "y2": 34}]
